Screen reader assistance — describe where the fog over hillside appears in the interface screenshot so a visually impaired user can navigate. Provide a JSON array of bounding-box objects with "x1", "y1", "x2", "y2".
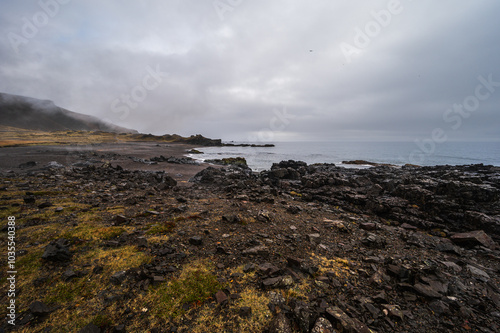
[{"x1": 0, "y1": 92, "x2": 137, "y2": 133}]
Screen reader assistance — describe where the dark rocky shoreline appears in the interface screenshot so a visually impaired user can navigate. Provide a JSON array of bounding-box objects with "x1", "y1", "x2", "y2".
[{"x1": 1, "y1": 158, "x2": 499, "y2": 332}]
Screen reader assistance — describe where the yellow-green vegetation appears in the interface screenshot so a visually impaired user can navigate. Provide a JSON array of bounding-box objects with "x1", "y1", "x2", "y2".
[
  {"x1": 105, "y1": 206, "x2": 126, "y2": 215},
  {"x1": 9, "y1": 248, "x2": 44, "y2": 311},
  {"x1": 25, "y1": 246, "x2": 151, "y2": 332},
  {"x1": 146, "y1": 221, "x2": 176, "y2": 235},
  {"x1": 0, "y1": 128, "x2": 126, "y2": 147},
  {"x1": 0, "y1": 205, "x2": 21, "y2": 220},
  {"x1": 63, "y1": 223, "x2": 125, "y2": 241},
  {"x1": 45, "y1": 278, "x2": 100, "y2": 304},
  {"x1": 229, "y1": 265, "x2": 257, "y2": 284},
  {"x1": 19, "y1": 224, "x2": 63, "y2": 244},
  {"x1": 285, "y1": 279, "x2": 312, "y2": 300},
  {"x1": 146, "y1": 234, "x2": 170, "y2": 245},
  {"x1": 76, "y1": 246, "x2": 151, "y2": 272},
  {"x1": 313, "y1": 254, "x2": 357, "y2": 282},
  {"x1": 189, "y1": 288, "x2": 272, "y2": 333},
  {"x1": 142, "y1": 259, "x2": 222, "y2": 324},
  {"x1": 16, "y1": 249, "x2": 44, "y2": 279},
  {"x1": 0, "y1": 127, "x2": 219, "y2": 147},
  {"x1": 234, "y1": 289, "x2": 272, "y2": 332}
]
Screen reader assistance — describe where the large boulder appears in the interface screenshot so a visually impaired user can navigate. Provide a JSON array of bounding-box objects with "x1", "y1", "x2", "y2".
[{"x1": 189, "y1": 167, "x2": 224, "y2": 184}]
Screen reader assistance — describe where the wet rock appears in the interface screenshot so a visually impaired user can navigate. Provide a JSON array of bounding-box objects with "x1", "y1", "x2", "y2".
[
  {"x1": 466, "y1": 265, "x2": 490, "y2": 280},
  {"x1": 268, "y1": 291, "x2": 286, "y2": 312},
  {"x1": 152, "y1": 276, "x2": 165, "y2": 284},
  {"x1": 42, "y1": 238, "x2": 72, "y2": 262},
  {"x1": 287, "y1": 205, "x2": 302, "y2": 214},
  {"x1": 292, "y1": 301, "x2": 310, "y2": 333},
  {"x1": 238, "y1": 306, "x2": 252, "y2": 318},
  {"x1": 110, "y1": 271, "x2": 127, "y2": 285},
  {"x1": 215, "y1": 290, "x2": 228, "y2": 305},
  {"x1": 451, "y1": 230, "x2": 496, "y2": 249},
  {"x1": 189, "y1": 236, "x2": 203, "y2": 245},
  {"x1": 386, "y1": 264, "x2": 411, "y2": 281},
  {"x1": 242, "y1": 245, "x2": 269, "y2": 256},
  {"x1": 258, "y1": 263, "x2": 280, "y2": 276},
  {"x1": 136, "y1": 237, "x2": 148, "y2": 248},
  {"x1": 267, "y1": 312, "x2": 293, "y2": 333},
  {"x1": 323, "y1": 219, "x2": 348, "y2": 232},
  {"x1": 382, "y1": 304, "x2": 404, "y2": 320},
  {"x1": 257, "y1": 210, "x2": 271, "y2": 222},
  {"x1": 113, "y1": 215, "x2": 128, "y2": 225},
  {"x1": 413, "y1": 283, "x2": 441, "y2": 298},
  {"x1": 221, "y1": 215, "x2": 241, "y2": 224},
  {"x1": 429, "y1": 300, "x2": 450, "y2": 315},
  {"x1": 23, "y1": 196, "x2": 36, "y2": 204},
  {"x1": 362, "y1": 233, "x2": 386, "y2": 248},
  {"x1": 307, "y1": 233, "x2": 321, "y2": 244},
  {"x1": 189, "y1": 167, "x2": 225, "y2": 183},
  {"x1": 205, "y1": 157, "x2": 248, "y2": 169},
  {"x1": 373, "y1": 291, "x2": 388, "y2": 303},
  {"x1": 160, "y1": 175, "x2": 177, "y2": 188},
  {"x1": 325, "y1": 306, "x2": 373, "y2": 333},
  {"x1": 112, "y1": 324, "x2": 126, "y2": 333},
  {"x1": 262, "y1": 275, "x2": 294, "y2": 289},
  {"x1": 243, "y1": 263, "x2": 256, "y2": 273},
  {"x1": 360, "y1": 222, "x2": 377, "y2": 231},
  {"x1": 311, "y1": 317, "x2": 334, "y2": 333},
  {"x1": 29, "y1": 301, "x2": 51, "y2": 316},
  {"x1": 401, "y1": 223, "x2": 417, "y2": 230},
  {"x1": 263, "y1": 277, "x2": 283, "y2": 288},
  {"x1": 93, "y1": 265, "x2": 104, "y2": 274},
  {"x1": 441, "y1": 261, "x2": 462, "y2": 273},
  {"x1": 364, "y1": 303, "x2": 381, "y2": 318},
  {"x1": 38, "y1": 201, "x2": 53, "y2": 209},
  {"x1": 19, "y1": 161, "x2": 37, "y2": 169},
  {"x1": 286, "y1": 256, "x2": 304, "y2": 269},
  {"x1": 78, "y1": 323, "x2": 101, "y2": 333},
  {"x1": 216, "y1": 246, "x2": 230, "y2": 255},
  {"x1": 61, "y1": 269, "x2": 78, "y2": 281},
  {"x1": 45, "y1": 161, "x2": 64, "y2": 169},
  {"x1": 370, "y1": 268, "x2": 389, "y2": 286},
  {"x1": 435, "y1": 242, "x2": 461, "y2": 255},
  {"x1": 272, "y1": 160, "x2": 308, "y2": 170},
  {"x1": 235, "y1": 194, "x2": 250, "y2": 200}
]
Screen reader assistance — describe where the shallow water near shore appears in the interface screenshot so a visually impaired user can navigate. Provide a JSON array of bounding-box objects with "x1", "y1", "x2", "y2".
[{"x1": 191, "y1": 141, "x2": 500, "y2": 171}]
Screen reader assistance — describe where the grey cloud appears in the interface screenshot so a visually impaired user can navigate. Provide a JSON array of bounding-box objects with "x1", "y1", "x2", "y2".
[{"x1": 1, "y1": 0, "x2": 499, "y2": 142}]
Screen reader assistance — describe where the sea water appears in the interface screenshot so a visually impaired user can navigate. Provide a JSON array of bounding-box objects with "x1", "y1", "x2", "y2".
[{"x1": 190, "y1": 141, "x2": 500, "y2": 172}]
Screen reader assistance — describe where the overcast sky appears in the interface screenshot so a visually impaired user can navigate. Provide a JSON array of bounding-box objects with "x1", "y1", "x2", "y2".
[{"x1": 1, "y1": 0, "x2": 499, "y2": 142}]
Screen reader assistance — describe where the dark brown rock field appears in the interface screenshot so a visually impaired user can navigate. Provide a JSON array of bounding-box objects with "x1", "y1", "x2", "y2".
[{"x1": 0, "y1": 146, "x2": 499, "y2": 332}]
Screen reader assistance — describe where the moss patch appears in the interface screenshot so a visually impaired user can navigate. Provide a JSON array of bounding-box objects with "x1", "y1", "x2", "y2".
[{"x1": 146, "y1": 260, "x2": 222, "y2": 322}]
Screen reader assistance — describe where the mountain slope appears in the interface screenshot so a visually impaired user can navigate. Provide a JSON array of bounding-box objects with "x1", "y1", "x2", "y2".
[{"x1": 0, "y1": 92, "x2": 137, "y2": 133}]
